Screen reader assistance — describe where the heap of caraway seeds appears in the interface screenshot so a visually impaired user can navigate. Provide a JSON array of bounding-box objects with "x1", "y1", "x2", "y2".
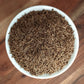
[{"x1": 9, "y1": 10, "x2": 74, "y2": 75}]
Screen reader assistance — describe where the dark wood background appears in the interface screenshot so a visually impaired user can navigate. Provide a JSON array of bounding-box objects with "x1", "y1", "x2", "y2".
[{"x1": 0, "y1": 0, "x2": 84, "y2": 84}]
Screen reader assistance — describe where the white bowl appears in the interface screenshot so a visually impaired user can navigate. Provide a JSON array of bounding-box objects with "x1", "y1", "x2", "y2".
[{"x1": 5, "y1": 5, "x2": 79, "y2": 79}]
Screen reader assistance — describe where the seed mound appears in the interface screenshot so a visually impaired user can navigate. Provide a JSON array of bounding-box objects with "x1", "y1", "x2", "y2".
[{"x1": 9, "y1": 10, "x2": 75, "y2": 75}]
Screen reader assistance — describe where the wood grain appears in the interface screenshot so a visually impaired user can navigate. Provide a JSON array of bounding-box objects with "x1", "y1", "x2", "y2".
[{"x1": 0, "y1": 0, "x2": 84, "y2": 84}]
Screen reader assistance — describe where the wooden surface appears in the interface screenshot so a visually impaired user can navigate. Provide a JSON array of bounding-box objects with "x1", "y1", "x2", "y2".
[{"x1": 0, "y1": 0, "x2": 84, "y2": 84}]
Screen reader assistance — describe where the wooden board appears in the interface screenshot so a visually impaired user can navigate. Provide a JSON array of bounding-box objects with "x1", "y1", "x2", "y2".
[{"x1": 0, "y1": 0, "x2": 84, "y2": 84}]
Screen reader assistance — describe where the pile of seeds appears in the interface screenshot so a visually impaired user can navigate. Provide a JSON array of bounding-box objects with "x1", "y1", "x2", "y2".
[{"x1": 9, "y1": 10, "x2": 75, "y2": 75}]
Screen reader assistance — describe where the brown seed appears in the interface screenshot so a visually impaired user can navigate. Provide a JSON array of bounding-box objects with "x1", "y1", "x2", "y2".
[{"x1": 8, "y1": 10, "x2": 75, "y2": 75}]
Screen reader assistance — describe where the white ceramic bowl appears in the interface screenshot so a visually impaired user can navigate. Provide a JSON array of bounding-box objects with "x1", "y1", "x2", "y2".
[{"x1": 5, "y1": 5, "x2": 79, "y2": 79}]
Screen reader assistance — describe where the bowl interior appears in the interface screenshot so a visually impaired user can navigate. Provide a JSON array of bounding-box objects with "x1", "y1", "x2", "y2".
[{"x1": 5, "y1": 5, "x2": 79, "y2": 79}]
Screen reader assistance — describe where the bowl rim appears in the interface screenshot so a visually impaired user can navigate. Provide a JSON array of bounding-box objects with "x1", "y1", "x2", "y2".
[{"x1": 5, "y1": 5, "x2": 79, "y2": 79}]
